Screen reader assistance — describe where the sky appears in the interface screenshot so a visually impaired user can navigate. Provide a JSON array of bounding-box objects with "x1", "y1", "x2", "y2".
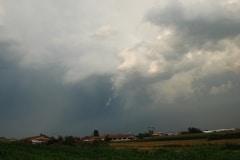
[{"x1": 0, "y1": 0, "x2": 240, "y2": 138}]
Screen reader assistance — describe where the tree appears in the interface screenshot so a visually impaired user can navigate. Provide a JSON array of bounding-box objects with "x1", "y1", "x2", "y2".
[
  {"x1": 58, "y1": 135, "x2": 63, "y2": 142},
  {"x1": 93, "y1": 130, "x2": 99, "y2": 136},
  {"x1": 48, "y1": 136, "x2": 58, "y2": 145},
  {"x1": 136, "y1": 133, "x2": 146, "y2": 139},
  {"x1": 147, "y1": 126, "x2": 155, "y2": 136},
  {"x1": 188, "y1": 127, "x2": 202, "y2": 134},
  {"x1": 64, "y1": 136, "x2": 75, "y2": 145}
]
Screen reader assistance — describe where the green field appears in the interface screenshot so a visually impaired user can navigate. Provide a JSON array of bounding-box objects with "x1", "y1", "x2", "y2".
[
  {"x1": 140, "y1": 130, "x2": 240, "y2": 142},
  {"x1": 0, "y1": 142, "x2": 240, "y2": 160}
]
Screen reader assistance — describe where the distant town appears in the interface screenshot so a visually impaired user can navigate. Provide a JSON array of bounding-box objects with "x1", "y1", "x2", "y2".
[{"x1": 1, "y1": 127, "x2": 239, "y2": 145}]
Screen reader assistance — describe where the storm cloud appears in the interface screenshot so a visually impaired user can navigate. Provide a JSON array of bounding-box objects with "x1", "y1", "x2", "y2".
[
  {"x1": 113, "y1": 0, "x2": 240, "y2": 103},
  {"x1": 0, "y1": 0, "x2": 240, "y2": 138}
]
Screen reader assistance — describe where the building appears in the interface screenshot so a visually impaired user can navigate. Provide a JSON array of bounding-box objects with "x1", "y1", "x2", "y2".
[
  {"x1": 152, "y1": 132, "x2": 166, "y2": 137},
  {"x1": 203, "y1": 128, "x2": 235, "y2": 133},
  {"x1": 81, "y1": 134, "x2": 136, "y2": 142},
  {"x1": 81, "y1": 135, "x2": 105, "y2": 142},
  {"x1": 105, "y1": 134, "x2": 136, "y2": 142},
  {"x1": 21, "y1": 135, "x2": 50, "y2": 144}
]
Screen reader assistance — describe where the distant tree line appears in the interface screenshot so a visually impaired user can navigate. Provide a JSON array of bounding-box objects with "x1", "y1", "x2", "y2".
[
  {"x1": 47, "y1": 135, "x2": 76, "y2": 145},
  {"x1": 137, "y1": 127, "x2": 203, "y2": 139}
]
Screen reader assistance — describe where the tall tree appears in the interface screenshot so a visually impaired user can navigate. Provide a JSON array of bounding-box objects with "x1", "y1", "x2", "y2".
[{"x1": 93, "y1": 130, "x2": 99, "y2": 136}]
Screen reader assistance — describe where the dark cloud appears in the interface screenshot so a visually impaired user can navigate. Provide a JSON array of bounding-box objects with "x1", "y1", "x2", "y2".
[
  {"x1": 111, "y1": 0, "x2": 240, "y2": 133},
  {"x1": 1, "y1": 1, "x2": 240, "y2": 138},
  {"x1": 111, "y1": 68, "x2": 240, "y2": 131},
  {"x1": 146, "y1": 1, "x2": 240, "y2": 39},
  {"x1": 0, "y1": 47, "x2": 66, "y2": 137},
  {"x1": 0, "y1": 43, "x2": 125, "y2": 137},
  {"x1": 145, "y1": 0, "x2": 240, "y2": 52}
]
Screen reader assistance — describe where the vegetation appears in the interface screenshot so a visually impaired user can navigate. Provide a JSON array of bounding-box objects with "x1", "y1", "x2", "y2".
[
  {"x1": 0, "y1": 141, "x2": 240, "y2": 160},
  {"x1": 138, "y1": 130, "x2": 240, "y2": 142},
  {"x1": 207, "y1": 131, "x2": 240, "y2": 140},
  {"x1": 93, "y1": 130, "x2": 100, "y2": 137},
  {"x1": 188, "y1": 127, "x2": 202, "y2": 134},
  {"x1": 137, "y1": 127, "x2": 203, "y2": 139},
  {"x1": 1, "y1": 130, "x2": 240, "y2": 159}
]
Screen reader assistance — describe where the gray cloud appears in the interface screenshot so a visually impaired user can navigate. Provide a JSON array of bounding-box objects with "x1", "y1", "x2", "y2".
[
  {"x1": 111, "y1": 0, "x2": 240, "y2": 131},
  {"x1": 0, "y1": 47, "x2": 116, "y2": 137},
  {"x1": 146, "y1": 0, "x2": 240, "y2": 40},
  {"x1": 92, "y1": 25, "x2": 118, "y2": 39},
  {"x1": 113, "y1": 0, "x2": 240, "y2": 101},
  {"x1": 144, "y1": 0, "x2": 240, "y2": 55},
  {"x1": 0, "y1": 0, "x2": 240, "y2": 138}
]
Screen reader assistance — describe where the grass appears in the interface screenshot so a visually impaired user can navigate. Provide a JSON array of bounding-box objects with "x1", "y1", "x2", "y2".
[
  {"x1": 0, "y1": 141, "x2": 240, "y2": 160},
  {"x1": 138, "y1": 130, "x2": 240, "y2": 142},
  {"x1": 109, "y1": 139, "x2": 240, "y2": 150}
]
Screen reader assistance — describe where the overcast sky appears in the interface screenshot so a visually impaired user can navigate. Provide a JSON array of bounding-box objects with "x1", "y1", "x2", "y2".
[{"x1": 0, "y1": 0, "x2": 240, "y2": 138}]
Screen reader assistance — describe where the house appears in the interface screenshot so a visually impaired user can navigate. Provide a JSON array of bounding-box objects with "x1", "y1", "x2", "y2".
[
  {"x1": 81, "y1": 135, "x2": 105, "y2": 142},
  {"x1": 104, "y1": 134, "x2": 136, "y2": 142},
  {"x1": 203, "y1": 128, "x2": 235, "y2": 133},
  {"x1": 81, "y1": 134, "x2": 136, "y2": 142},
  {"x1": 152, "y1": 132, "x2": 166, "y2": 137},
  {"x1": 0, "y1": 137, "x2": 17, "y2": 142},
  {"x1": 0, "y1": 137, "x2": 8, "y2": 142},
  {"x1": 21, "y1": 135, "x2": 50, "y2": 144}
]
